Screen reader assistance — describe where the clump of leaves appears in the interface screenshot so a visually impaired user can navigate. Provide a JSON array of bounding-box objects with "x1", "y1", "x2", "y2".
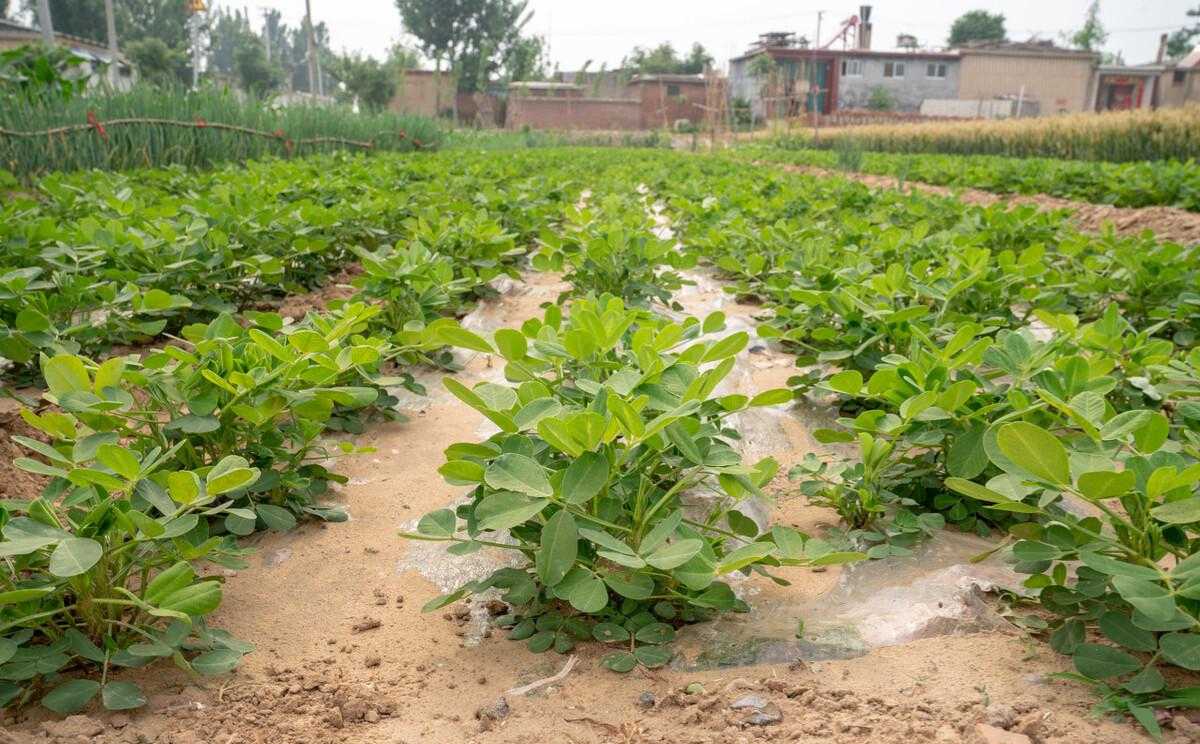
[
  {"x1": 403, "y1": 296, "x2": 864, "y2": 671},
  {"x1": 0, "y1": 447, "x2": 257, "y2": 713},
  {"x1": 532, "y1": 194, "x2": 693, "y2": 309}
]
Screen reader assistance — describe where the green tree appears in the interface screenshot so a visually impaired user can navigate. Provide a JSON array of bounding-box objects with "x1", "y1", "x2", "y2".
[
  {"x1": 125, "y1": 37, "x2": 188, "y2": 86},
  {"x1": 623, "y1": 42, "x2": 713, "y2": 75},
  {"x1": 395, "y1": 0, "x2": 532, "y2": 97},
  {"x1": 0, "y1": 0, "x2": 9, "y2": 19},
  {"x1": 235, "y1": 39, "x2": 279, "y2": 96},
  {"x1": 1167, "y1": 5, "x2": 1200, "y2": 58},
  {"x1": 1068, "y1": 1, "x2": 1108, "y2": 51},
  {"x1": 502, "y1": 34, "x2": 548, "y2": 82},
  {"x1": 329, "y1": 52, "x2": 395, "y2": 110},
  {"x1": 948, "y1": 10, "x2": 1007, "y2": 46}
]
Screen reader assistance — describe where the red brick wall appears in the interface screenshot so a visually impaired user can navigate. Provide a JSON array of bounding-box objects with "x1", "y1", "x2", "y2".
[
  {"x1": 506, "y1": 97, "x2": 643, "y2": 130},
  {"x1": 630, "y1": 81, "x2": 708, "y2": 128}
]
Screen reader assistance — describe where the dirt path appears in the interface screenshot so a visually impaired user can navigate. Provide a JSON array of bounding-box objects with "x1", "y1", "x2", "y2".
[
  {"x1": 758, "y1": 161, "x2": 1200, "y2": 246},
  {"x1": 5, "y1": 268, "x2": 1167, "y2": 744}
]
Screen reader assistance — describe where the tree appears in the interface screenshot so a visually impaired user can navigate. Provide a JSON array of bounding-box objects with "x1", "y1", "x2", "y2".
[
  {"x1": 1167, "y1": 5, "x2": 1200, "y2": 59},
  {"x1": 1068, "y1": 1, "x2": 1108, "y2": 51},
  {"x1": 0, "y1": 0, "x2": 9, "y2": 19},
  {"x1": 235, "y1": 40, "x2": 279, "y2": 96},
  {"x1": 948, "y1": 10, "x2": 1006, "y2": 46},
  {"x1": 328, "y1": 51, "x2": 395, "y2": 110},
  {"x1": 396, "y1": 0, "x2": 532, "y2": 97},
  {"x1": 502, "y1": 34, "x2": 547, "y2": 82},
  {"x1": 126, "y1": 37, "x2": 188, "y2": 86},
  {"x1": 623, "y1": 42, "x2": 713, "y2": 75}
]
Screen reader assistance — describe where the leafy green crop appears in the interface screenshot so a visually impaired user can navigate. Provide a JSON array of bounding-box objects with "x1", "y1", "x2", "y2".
[{"x1": 404, "y1": 296, "x2": 863, "y2": 670}]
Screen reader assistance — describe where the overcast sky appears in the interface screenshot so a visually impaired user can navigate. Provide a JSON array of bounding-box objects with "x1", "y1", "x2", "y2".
[{"x1": 217, "y1": 1, "x2": 1196, "y2": 70}]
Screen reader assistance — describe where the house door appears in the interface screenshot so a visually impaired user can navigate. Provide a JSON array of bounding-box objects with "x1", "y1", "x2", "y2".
[
  {"x1": 1105, "y1": 84, "x2": 1135, "y2": 110},
  {"x1": 805, "y1": 61, "x2": 830, "y2": 113}
]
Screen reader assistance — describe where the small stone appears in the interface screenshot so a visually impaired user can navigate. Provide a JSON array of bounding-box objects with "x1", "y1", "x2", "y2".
[
  {"x1": 475, "y1": 697, "x2": 510, "y2": 722},
  {"x1": 934, "y1": 725, "x2": 959, "y2": 742},
  {"x1": 1174, "y1": 715, "x2": 1200, "y2": 742},
  {"x1": 638, "y1": 691, "x2": 656, "y2": 709},
  {"x1": 477, "y1": 676, "x2": 487, "y2": 685},
  {"x1": 975, "y1": 723, "x2": 1032, "y2": 744},
  {"x1": 325, "y1": 707, "x2": 344, "y2": 729},
  {"x1": 365, "y1": 709, "x2": 380, "y2": 724},
  {"x1": 730, "y1": 695, "x2": 768, "y2": 711},
  {"x1": 1013, "y1": 711, "x2": 1045, "y2": 740},
  {"x1": 108, "y1": 713, "x2": 131, "y2": 729},
  {"x1": 364, "y1": 656, "x2": 382, "y2": 668},
  {"x1": 352, "y1": 617, "x2": 382, "y2": 633},
  {"x1": 685, "y1": 683, "x2": 705, "y2": 695},
  {"x1": 743, "y1": 702, "x2": 783, "y2": 726},
  {"x1": 41, "y1": 715, "x2": 105, "y2": 739},
  {"x1": 984, "y1": 704, "x2": 1017, "y2": 729}
]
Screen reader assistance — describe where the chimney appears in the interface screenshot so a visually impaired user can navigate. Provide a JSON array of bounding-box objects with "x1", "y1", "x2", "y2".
[
  {"x1": 858, "y1": 5, "x2": 873, "y2": 50},
  {"x1": 1157, "y1": 33, "x2": 1168, "y2": 63}
]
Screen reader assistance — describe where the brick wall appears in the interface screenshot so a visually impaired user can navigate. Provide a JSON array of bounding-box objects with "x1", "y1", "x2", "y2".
[
  {"x1": 390, "y1": 71, "x2": 456, "y2": 118},
  {"x1": 506, "y1": 97, "x2": 643, "y2": 130},
  {"x1": 630, "y1": 81, "x2": 708, "y2": 128}
]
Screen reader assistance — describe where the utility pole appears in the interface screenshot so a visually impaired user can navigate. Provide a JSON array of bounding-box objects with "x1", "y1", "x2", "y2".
[
  {"x1": 305, "y1": 0, "x2": 323, "y2": 98},
  {"x1": 36, "y1": 0, "x2": 54, "y2": 46},
  {"x1": 812, "y1": 11, "x2": 824, "y2": 139},
  {"x1": 259, "y1": 8, "x2": 272, "y2": 63},
  {"x1": 187, "y1": 0, "x2": 206, "y2": 91},
  {"x1": 104, "y1": 0, "x2": 119, "y2": 87}
]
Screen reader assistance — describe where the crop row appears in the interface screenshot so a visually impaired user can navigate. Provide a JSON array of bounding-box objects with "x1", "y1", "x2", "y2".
[
  {"x1": 734, "y1": 144, "x2": 1200, "y2": 212},
  {"x1": 779, "y1": 106, "x2": 1200, "y2": 163},
  {"x1": 3, "y1": 148, "x2": 1200, "y2": 734}
]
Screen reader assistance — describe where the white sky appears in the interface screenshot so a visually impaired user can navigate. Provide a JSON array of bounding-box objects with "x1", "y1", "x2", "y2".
[{"x1": 217, "y1": 1, "x2": 1196, "y2": 70}]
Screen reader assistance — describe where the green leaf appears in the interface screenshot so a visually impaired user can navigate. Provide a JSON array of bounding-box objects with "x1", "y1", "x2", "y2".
[
  {"x1": 602, "y1": 569, "x2": 654, "y2": 599},
  {"x1": 645, "y1": 539, "x2": 703, "y2": 570},
  {"x1": 1160, "y1": 633, "x2": 1200, "y2": 670},
  {"x1": 561, "y1": 452, "x2": 609, "y2": 505},
  {"x1": 826, "y1": 370, "x2": 863, "y2": 396},
  {"x1": 947, "y1": 424, "x2": 988, "y2": 479},
  {"x1": 190, "y1": 648, "x2": 243, "y2": 675},
  {"x1": 97, "y1": 444, "x2": 140, "y2": 481},
  {"x1": 1077, "y1": 470, "x2": 1135, "y2": 501},
  {"x1": 1123, "y1": 665, "x2": 1166, "y2": 694},
  {"x1": 493, "y1": 328, "x2": 528, "y2": 360},
  {"x1": 163, "y1": 415, "x2": 221, "y2": 434},
  {"x1": 157, "y1": 581, "x2": 222, "y2": 616},
  {"x1": 417, "y1": 509, "x2": 457, "y2": 538},
  {"x1": 101, "y1": 681, "x2": 146, "y2": 711},
  {"x1": 438, "y1": 459, "x2": 485, "y2": 485},
  {"x1": 206, "y1": 455, "x2": 259, "y2": 495},
  {"x1": 601, "y1": 651, "x2": 637, "y2": 672},
  {"x1": 579, "y1": 527, "x2": 636, "y2": 555},
  {"x1": 749, "y1": 388, "x2": 793, "y2": 407},
  {"x1": 1072, "y1": 643, "x2": 1141, "y2": 679},
  {"x1": 436, "y1": 325, "x2": 494, "y2": 353},
  {"x1": 634, "y1": 622, "x2": 676, "y2": 645},
  {"x1": 1099, "y1": 410, "x2": 1153, "y2": 441},
  {"x1": 996, "y1": 422, "x2": 1070, "y2": 485},
  {"x1": 256, "y1": 505, "x2": 296, "y2": 531},
  {"x1": 592, "y1": 622, "x2": 629, "y2": 642},
  {"x1": 1099, "y1": 612, "x2": 1157, "y2": 652},
  {"x1": 639, "y1": 511, "x2": 682, "y2": 555},
  {"x1": 49, "y1": 537, "x2": 103, "y2": 578},
  {"x1": 474, "y1": 491, "x2": 549, "y2": 532},
  {"x1": 42, "y1": 355, "x2": 90, "y2": 399},
  {"x1": 701, "y1": 332, "x2": 748, "y2": 362},
  {"x1": 484, "y1": 453, "x2": 553, "y2": 498},
  {"x1": 566, "y1": 574, "x2": 608, "y2": 613},
  {"x1": 716, "y1": 542, "x2": 775, "y2": 574},
  {"x1": 42, "y1": 679, "x2": 100, "y2": 714},
  {"x1": 167, "y1": 471, "x2": 200, "y2": 504},
  {"x1": 1151, "y1": 498, "x2": 1200, "y2": 525},
  {"x1": 1078, "y1": 551, "x2": 1160, "y2": 581},
  {"x1": 634, "y1": 645, "x2": 673, "y2": 668},
  {"x1": 144, "y1": 561, "x2": 196, "y2": 606},
  {"x1": 945, "y1": 477, "x2": 1017, "y2": 505},
  {"x1": 536, "y1": 510, "x2": 578, "y2": 587},
  {"x1": 1113, "y1": 577, "x2": 1176, "y2": 623}
]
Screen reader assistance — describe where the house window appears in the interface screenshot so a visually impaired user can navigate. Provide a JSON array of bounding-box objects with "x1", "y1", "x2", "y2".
[
  {"x1": 1175, "y1": 70, "x2": 1187, "y2": 84},
  {"x1": 883, "y1": 62, "x2": 906, "y2": 78},
  {"x1": 841, "y1": 59, "x2": 863, "y2": 77},
  {"x1": 926, "y1": 63, "x2": 947, "y2": 79},
  {"x1": 666, "y1": 84, "x2": 681, "y2": 96}
]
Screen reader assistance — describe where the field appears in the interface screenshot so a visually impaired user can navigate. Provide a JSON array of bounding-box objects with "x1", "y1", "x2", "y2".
[{"x1": 2, "y1": 137, "x2": 1199, "y2": 744}]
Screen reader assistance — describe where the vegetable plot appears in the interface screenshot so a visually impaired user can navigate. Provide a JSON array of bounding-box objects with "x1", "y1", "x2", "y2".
[{"x1": 404, "y1": 297, "x2": 862, "y2": 670}]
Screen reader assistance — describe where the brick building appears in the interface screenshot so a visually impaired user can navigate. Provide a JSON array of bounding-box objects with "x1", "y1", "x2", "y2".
[{"x1": 957, "y1": 41, "x2": 1099, "y2": 115}]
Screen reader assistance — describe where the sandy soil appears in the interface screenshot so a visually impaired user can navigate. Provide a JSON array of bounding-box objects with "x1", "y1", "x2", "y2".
[
  {"x1": 759, "y1": 161, "x2": 1200, "y2": 246},
  {"x1": 4, "y1": 270, "x2": 1185, "y2": 744}
]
